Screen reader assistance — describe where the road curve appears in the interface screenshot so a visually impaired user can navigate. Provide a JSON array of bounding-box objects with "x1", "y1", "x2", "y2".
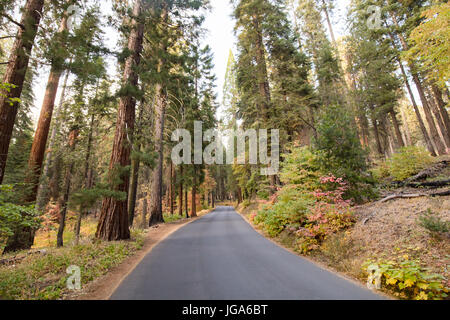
[{"x1": 111, "y1": 206, "x2": 383, "y2": 300}]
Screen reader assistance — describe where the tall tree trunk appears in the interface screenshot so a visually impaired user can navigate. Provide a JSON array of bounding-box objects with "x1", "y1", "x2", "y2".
[
  {"x1": 387, "y1": 29, "x2": 435, "y2": 154},
  {"x1": 399, "y1": 105, "x2": 412, "y2": 146},
  {"x1": 0, "y1": 0, "x2": 45, "y2": 184},
  {"x1": 321, "y1": 0, "x2": 336, "y2": 43},
  {"x1": 36, "y1": 68, "x2": 70, "y2": 210},
  {"x1": 127, "y1": 149, "x2": 140, "y2": 227},
  {"x1": 431, "y1": 85, "x2": 450, "y2": 138},
  {"x1": 141, "y1": 197, "x2": 148, "y2": 229},
  {"x1": 178, "y1": 165, "x2": 183, "y2": 216},
  {"x1": 389, "y1": 110, "x2": 405, "y2": 148},
  {"x1": 148, "y1": 6, "x2": 168, "y2": 226},
  {"x1": 74, "y1": 112, "x2": 96, "y2": 244},
  {"x1": 25, "y1": 15, "x2": 68, "y2": 204},
  {"x1": 128, "y1": 100, "x2": 144, "y2": 226},
  {"x1": 390, "y1": 13, "x2": 446, "y2": 155},
  {"x1": 252, "y1": 14, "x2": 277, "y2": 191},
  {"x1": 398, "y1": 59, "x2": 436, "y2": 155},
  {"x1": 426, "y1": 87, "x2": 450, "y2": 148},
  {"x1": 169, "y1": 161, "x2": 174, "y2": 215},
  {"x1": 412, "y1": 72, "x2": 447, "y2": 155},
  {"x1": 56, "y1": 126, "x2": 79, "y2": 247},
  {"x1": 373, "y1": 119, "x2": 383, "y2": 156},
  {"x1": 148, "y1": 84, "x2": 166, "y2": 226},
  {"x1": 96, "y1": 0, "x2": 144, "y2": 241},
  {"x1": 191, "y1": 167, "x2": 197, "y2": 218},
  {"x1": 184, "y1": 189, "x2": 188, "y2": 218}
]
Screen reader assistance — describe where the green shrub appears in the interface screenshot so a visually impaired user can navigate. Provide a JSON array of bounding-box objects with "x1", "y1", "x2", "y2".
[
  {"x1": 312, "y1": 105, "x2": 375, "y2": 202},
  {"x1": 370, "y1": 160, "x2": 390, "y2": 181},
  {"x1": 0, "y1": 231, "x2": 144, "y2": 300},
  {"x1": 387, "y1": 146, "x2": 434, "y2": 181},
  {"x1": 0, "y1": 185, "x2": 41, "y2": 250},
  {"x1": 279, "y1": 145, "x2": 322, "y2": 189},
  {"x1": 364, "y1": 258, "x2": 448, "y2": 300},
  {"x1": 417, "y1": 209, "x2": 449, "y2": 239},
  {"x1": 254, "y1": 188, "x2": 314, "y2": 237}
]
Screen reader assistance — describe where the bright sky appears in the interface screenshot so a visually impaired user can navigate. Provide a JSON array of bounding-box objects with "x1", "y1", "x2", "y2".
[{"x1": 31, "y1": 0, "x2": 351, "y2": 125}]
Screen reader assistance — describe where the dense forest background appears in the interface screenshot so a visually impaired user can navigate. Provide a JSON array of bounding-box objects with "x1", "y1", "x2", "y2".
[{"x1": 0, "y1": 0, "x2": 448, "y2": 259}]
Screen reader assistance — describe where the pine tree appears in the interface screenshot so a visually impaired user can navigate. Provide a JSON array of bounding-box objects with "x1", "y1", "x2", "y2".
[
  {"x1": 96, "y1": 0, "x2": 144, "y2": 241},
  {"x1": 0, "y1": 0, "x2": 45, "y2": 184}
]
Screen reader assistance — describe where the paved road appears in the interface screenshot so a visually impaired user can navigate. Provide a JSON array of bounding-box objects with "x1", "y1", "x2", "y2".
[{"x1": 111, "y1": 206, "x2": 383, "y2": 300}]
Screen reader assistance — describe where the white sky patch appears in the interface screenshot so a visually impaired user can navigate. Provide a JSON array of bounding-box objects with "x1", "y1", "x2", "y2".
[{"x1": 203, "y1": 0, "x2": 236, "y2": 123}]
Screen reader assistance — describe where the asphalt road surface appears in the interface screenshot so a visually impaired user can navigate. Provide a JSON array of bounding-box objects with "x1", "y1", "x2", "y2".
[{"x1": 111, "y1": 206, "x2": 383, "y2": 300}]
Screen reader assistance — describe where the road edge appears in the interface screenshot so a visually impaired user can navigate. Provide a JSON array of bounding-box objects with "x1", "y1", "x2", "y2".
[
  {"x1": 232, "y1": 204, "x2": 391, "y2": 299},
  {"x1": 73, "y1": 209, "x2": 214, "y2": 300}
]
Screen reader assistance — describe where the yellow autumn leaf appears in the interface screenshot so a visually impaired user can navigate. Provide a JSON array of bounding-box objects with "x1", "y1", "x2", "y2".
[
  {"x1": 404, "y1": 279, "x2": 415, "y2": 287},
  {"x1": 386, "y1": 277, "x2": 397, "y2": 285},
  {"x1": 416, "y1": 291, "x2": 428, "y2": 300},
  {"x1": 403, "y1": 254, "x2": 409, "y2": 260},
  {"x1": 417, "y1": 282, "x2": 428, "y2": 290}
]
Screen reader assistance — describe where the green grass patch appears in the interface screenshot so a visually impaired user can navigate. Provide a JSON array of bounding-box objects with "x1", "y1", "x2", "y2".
[{"x1": 0, "y1": 229, "x2": 145, "y2": 300}]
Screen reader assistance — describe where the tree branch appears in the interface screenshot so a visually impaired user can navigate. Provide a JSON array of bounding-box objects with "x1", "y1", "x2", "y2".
[
  {"x1": 0, "y1": 14, "x2": 25, "y2": 30},
  {"x1": 0, "y1": 35, "x2": 16, "y2": 40}
]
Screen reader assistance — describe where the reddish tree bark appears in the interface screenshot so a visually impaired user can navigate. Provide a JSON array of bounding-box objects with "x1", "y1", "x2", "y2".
[
  {"x1": 148, "y1": 7, "x2": 168, "y2": 226},
  {"x1": 390, "y1": 13, "x2": 446, "y2": 155},
  {"x1": 25, "y1": 15, "x2": 68, "y2": 204},
  {"x1": 0, "y1": 0, "x2": 45, "y2": 184},
  {"x1": 36, "y1": 68, "x2": 70, "y2": 211},
  {"x1": 148, "y1": 83, "x2": 166, "y2": 226},
  {"x1": 96, "y1": 0, "x2": 144, "y2": 241},
  {"x1": 191, "y1": 167, "x2": 197, "y2": 218},
  {"x1": 178, "y1": 165, "x2": 183, "y2": 216},
  {"x1": 169, "y1": 161, "x2": 174, "y2": 215},
  {"x1": 431, "y1": 85, "x2": 450, "y2": 136},
  {"x1": 57, "y1": 126, "x2": 79, "y2": 247},
  {"x1": 184, "y1": 189, "x2": 188, "y2": 218},
  {"x1": 389, "y1": 110, "x2": 405, "y2": 148}
]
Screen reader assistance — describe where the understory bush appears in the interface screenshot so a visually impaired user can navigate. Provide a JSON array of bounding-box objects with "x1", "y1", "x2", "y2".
[
  {"x1": 0, "y1": 230, "x2": 145, "y2": 300},
  {"x1": 365, "y1": 258, "x2": 448, "y2": 300},
  {"x1": 312, "y1": 105, "x2": 376, "y2": 202},
  {"x1": 254, "y1": 174, "x2": 356, "y2": 254},
  {"x1": 417, "y1": 209, "x2": 449, "y2": 240},
  {"x1": 386, "y1": 146, "x2": 434, "y2": 181},
  {"x1": 0, "y1": 185, "x2": 41, "y2": 251}
]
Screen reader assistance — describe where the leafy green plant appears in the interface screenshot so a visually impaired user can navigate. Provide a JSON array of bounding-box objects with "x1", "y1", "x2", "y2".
[
  {"x1": 279, "y1": 145, "x2": 322, "y2": 189},
  {"x1": 0, "y1": 230, "x2": 145, "y2": 300},
  {"x1": 254, "y1": 187, "x2": 314, "y2": 237},
  {"x1": 386, "y1": 146, "x2": 434, "y2": 181},
  {"x1": 370, "y1": 160, "x2": 390, "y2": 181},
  {"x1": 0, "y1": 82, "x2": 20, "y2": 106},
  {"x1": 254, "y1": 175, "x2": 355, "y2": 253},
  {"x1": 0, "y1": 185, "x2": 41, "y2": 250},
  {"x1": 364, "y1": 258, "x2": 448, "y2": 300},
  {"x1": 417, "y1": 209, "x2": 449, "y2": 239},
  {"x1": 312, "y1": 105, "x2": 375, "y2": 202}
]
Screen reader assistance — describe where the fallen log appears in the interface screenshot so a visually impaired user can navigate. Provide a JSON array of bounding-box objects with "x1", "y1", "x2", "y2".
[
  {"x1": 378, "y1": 194, "x2": 422, "y2": 203},
  {"x1": 405, "y1": 179, "x2": 450, "y2": 188},
  {"x1": 362, "y1": 189, "x2": 449, "y2": 225},
  {"x1": 377, "y1": 189, "x2": 450, "y2": 203},
  {"x1": 405, "y1": 160, "x2": 449, "y2": 182}
]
